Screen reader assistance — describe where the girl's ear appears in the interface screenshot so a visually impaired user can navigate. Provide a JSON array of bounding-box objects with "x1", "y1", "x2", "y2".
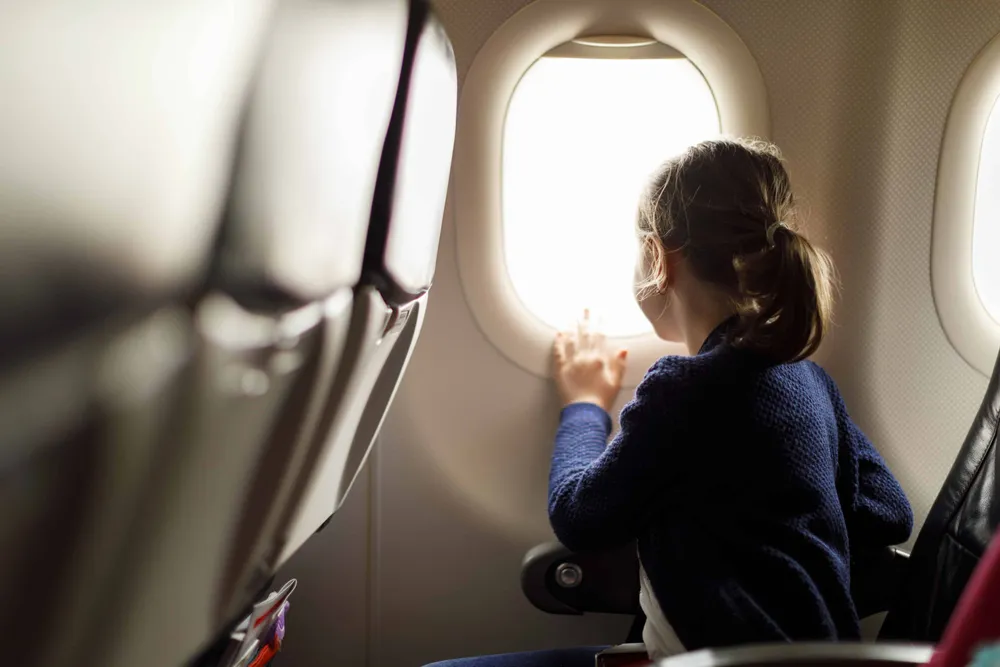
[
  {"x1": 661, "y1": 246, "x2": 682, "y2": 292},
  {"x1": 644, "y1": 236, "x2": 670, "y2": 293}
]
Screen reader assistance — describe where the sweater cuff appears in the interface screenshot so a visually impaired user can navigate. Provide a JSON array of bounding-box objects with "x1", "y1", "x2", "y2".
[{"x1": 560, "y1": 402, "x2": 613, "y2": 429}]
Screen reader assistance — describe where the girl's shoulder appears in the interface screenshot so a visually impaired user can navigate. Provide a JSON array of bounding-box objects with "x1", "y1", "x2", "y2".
[
  {"x1": 644, "y1": 350, "x2": 838, "y2": 400},
  {"x1": 639, "y1": 347, "x2": 748, "y2": 399},
  {"x1": 623, "y1": 354, "x2": 709, "y2": 412},
  {"x1": 644, "y1": 351, "x2": 713, "y2": 386}
]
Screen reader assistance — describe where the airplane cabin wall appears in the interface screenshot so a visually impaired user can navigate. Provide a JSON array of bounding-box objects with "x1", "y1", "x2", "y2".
[{"x1": 279, "y1": 2, "x2": 1000, "y2": 666}]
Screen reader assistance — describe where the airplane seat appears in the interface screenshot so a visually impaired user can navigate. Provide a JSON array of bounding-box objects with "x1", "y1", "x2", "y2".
[
  {"x1": 521, "y1": 344, "x2": 1000, "y2": 646},
  {"x1": 85, "y1": 2, "x2": 416, "y2": 667},
  {"x1": 878, "y1": 345, "x2": 1000, "y2": 641},
  {"x1": 0, "y1": 2, "x2": 271, "y2": 666},
  {"x1": 211, "y1": 0, "x2": 412, "y2": 626},
  {"x1": 273, "y1": 0, "x2": 457, "y2": 567}
]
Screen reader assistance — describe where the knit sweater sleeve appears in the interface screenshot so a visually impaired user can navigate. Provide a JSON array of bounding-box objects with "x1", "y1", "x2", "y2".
[
  {"x1": 548, "y1": 361, "x2": 679, "y2": 551},
  {"x1": 815, "y1": 365, "x2": 914, "y2": 546},
  {"x1": 841, "y1": 415, "x2": 914, "y2": 546}
]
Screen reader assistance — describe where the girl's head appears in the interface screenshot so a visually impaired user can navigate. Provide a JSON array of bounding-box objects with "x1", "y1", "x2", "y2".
[{"x1": 635, "y1": 138, "x2": 836, "y2": 363}]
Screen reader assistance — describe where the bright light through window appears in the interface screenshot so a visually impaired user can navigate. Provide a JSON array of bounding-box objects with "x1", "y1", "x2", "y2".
[
  {"x1": 974, "y1": 95, "x2": 1000, "y2": 324},
  {"x1": 502, "y1": 51, "x2": 720, "y2": 337}
]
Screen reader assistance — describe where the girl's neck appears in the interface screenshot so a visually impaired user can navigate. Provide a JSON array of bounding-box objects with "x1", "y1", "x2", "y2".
[
  {"x1": 681, "y1": 314, "x2": 732, "y2": 355},
  {"x1": 675, "y1": 288, "x2": 737, "y2": 355}
]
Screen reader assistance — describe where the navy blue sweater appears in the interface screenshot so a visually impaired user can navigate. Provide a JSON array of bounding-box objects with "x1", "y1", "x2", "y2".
[{"x1": 548, "y1": 322, "x2": 913, "y2": 650}]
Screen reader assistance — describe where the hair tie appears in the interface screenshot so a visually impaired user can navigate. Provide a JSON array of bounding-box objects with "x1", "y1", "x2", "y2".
[{"x1": 765, "y1": 221, "x2": 789, "y2": 247}]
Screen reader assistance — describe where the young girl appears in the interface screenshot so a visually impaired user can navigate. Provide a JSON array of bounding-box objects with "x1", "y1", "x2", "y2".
[{"x1": 426, "y1": 138, "x2": 913, "y2": 667}]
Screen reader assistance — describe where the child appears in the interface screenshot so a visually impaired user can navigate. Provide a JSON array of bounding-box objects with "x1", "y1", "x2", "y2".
[{"x1": 425, "y1": 138, "x2": 913, "y2": 667}]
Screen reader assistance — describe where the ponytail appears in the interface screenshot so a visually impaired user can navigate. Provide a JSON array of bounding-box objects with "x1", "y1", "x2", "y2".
[{"x1": 732, "y1": 224, "x2": 837, "y2": 363}]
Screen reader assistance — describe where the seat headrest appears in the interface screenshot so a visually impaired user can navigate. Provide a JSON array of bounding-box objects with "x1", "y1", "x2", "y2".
[
  {"x1": 365, "y1": 5, "x2": 458, "y2": 304},
  {"x1": 0, "y1": 0, "x2": 272, "y2": 366},
  {"x1": 219, "y1": 0, "x2": 410, "y2": 311}
]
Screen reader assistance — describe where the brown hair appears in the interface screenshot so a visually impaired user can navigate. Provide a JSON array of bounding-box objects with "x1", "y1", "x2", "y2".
[{"x1": 636, "y1": 138, "x2": 836, "y2": 363}]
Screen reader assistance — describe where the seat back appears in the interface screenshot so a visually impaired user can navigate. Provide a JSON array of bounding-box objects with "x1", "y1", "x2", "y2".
[
  {"x1": 1, "y1": 1, "x2": 454, "y2": 663},
  {"x1": 0, "y1": 1, "x2": 267, "y2": 665},
  {"x1": 276, "y1": 0, "x2": 457, "y2": 565},
  {"x1": 880, "y1": 347, "x2": 1000, "y2": 641},
  {"x1": 214, "y1": 0, "x2": 411, "y2": 614},
  {"x1": 87, "y1": 3, "x2": 413, "y2": 667},
  {"x1": 333, "y1": 0, "x2": 459, "y2": 511}
]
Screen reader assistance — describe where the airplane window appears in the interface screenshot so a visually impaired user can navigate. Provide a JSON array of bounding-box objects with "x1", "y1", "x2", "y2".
[
  {"x1": 973, "y1": 95, "x2": 1000, "y2": 324},
  {"x1": 502, "y1": 48, "x2": 720, "y2": 337}
]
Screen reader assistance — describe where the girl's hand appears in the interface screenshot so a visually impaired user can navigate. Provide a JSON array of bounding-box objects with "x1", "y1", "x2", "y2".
[{"x1": 552, "y1": 310, "x2": 628, "y2": 413}]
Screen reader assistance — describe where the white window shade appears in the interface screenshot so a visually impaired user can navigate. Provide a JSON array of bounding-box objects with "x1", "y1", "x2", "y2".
[
  {"x1": 502, "y1": 56, "x2": 720, "y2": 337},
  {"x1": 974, "y1": 95, "x2": 1000, "y2": 324}
]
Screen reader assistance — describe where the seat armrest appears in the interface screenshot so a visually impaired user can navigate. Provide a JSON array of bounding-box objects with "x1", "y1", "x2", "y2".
[
  {"x1": 852, "y1": 546, "x2": 911, "y2": 619},
  {"x1": 521, "y1": 541, "x2": 640, "y2": 615},
  {"x1": 522, "y1": 542, "x2": 909, "y2": 620},
  {"x1": 596, "y1": 643, "x2": 650, "y2": 667},
  {"x1": 657, "y1": 642, "x2": 932, "y2": 666},
  {"x1": 521, "y1": 542, "x2": 910, "y2": 618}
]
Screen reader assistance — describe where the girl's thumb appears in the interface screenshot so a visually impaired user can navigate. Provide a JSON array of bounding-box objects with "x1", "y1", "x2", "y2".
[{"x1": 613, "y1": 349, "x2": 628, "y2": 377}]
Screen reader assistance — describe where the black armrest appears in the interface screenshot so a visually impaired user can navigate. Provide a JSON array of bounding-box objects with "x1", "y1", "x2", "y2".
[
  {"x1": 852, "y1": 546, "x2": 910, "y2": 619},
  {"x1": 521, "y1": 541, "x2": 640, "y2": 615},
  {"x1": 522, "y1": 541, "x2": 909, "y2": 621}
]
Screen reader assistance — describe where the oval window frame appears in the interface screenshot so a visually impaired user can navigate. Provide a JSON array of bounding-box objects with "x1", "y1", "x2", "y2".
[
  {"x1": 933, "y1": 32, "x2": 1000, "y2": 378},
  {"x1": 453, "y1": 0, "x2": 771, "y2": 385}
]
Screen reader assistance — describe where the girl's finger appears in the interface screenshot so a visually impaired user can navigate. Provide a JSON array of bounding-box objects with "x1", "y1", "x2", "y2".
[
  {"x1": 578, "y1": 309, "x2": 591, "y2": 348},
  {"x1": 553, "y1": 332, "x2": 566, "y2": 362},
  {"x1": 563, "y1": 333, "x2": 577, "y2": 359},
  {"x1": 611, "y1": 349, "x2": 628, "y2": 383}
]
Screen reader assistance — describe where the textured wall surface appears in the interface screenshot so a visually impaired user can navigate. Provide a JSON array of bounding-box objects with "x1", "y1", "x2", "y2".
[{"x1": 281, "y1": 2, "x2": 1000, "y2": 665}]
